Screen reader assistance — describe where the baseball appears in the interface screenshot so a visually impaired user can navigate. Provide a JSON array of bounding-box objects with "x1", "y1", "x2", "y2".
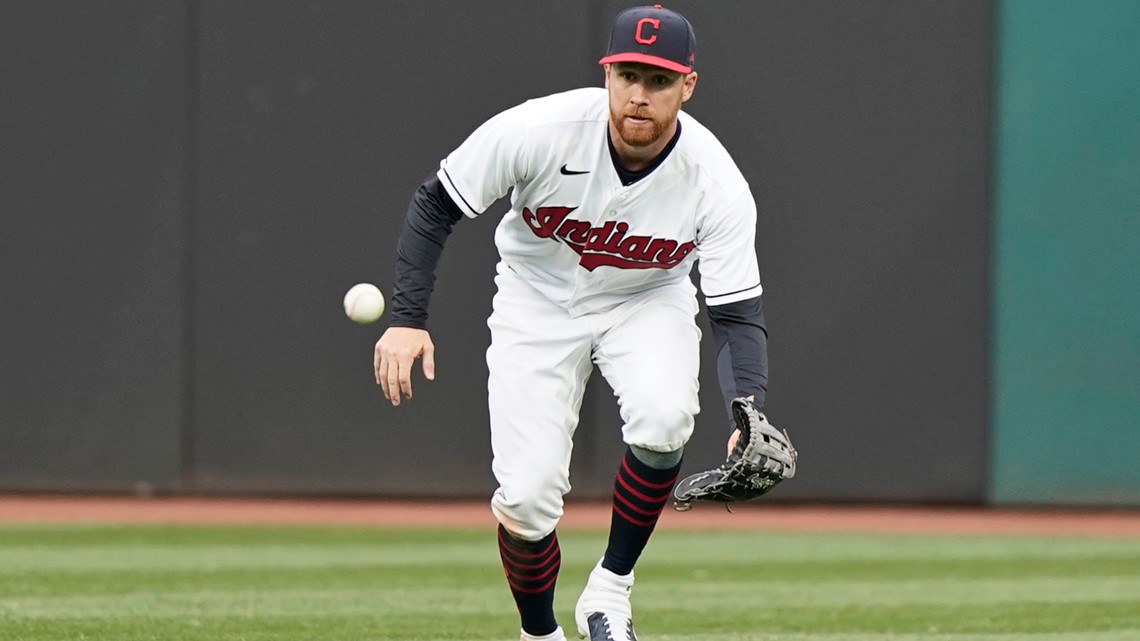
[{"x1": 343, "y1": 283, "x2": 385, "y2": 324}]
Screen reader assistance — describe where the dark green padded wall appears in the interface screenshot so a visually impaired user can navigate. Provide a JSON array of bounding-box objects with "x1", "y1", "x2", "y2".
[{"x1": 991, "y1": 0, "x2": 1140, "y2": 505}]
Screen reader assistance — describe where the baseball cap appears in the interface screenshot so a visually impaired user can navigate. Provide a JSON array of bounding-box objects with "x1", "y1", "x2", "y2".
[{"x1": 599, "y1": 4, "x2": 696, "y2": 74}]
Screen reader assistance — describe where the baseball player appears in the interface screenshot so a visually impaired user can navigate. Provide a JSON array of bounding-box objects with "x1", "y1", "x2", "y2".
[{"x1": 374, "y1": 6, "x2": 795, "y2": 640}]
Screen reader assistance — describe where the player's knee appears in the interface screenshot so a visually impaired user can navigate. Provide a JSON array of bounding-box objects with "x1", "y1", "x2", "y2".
[
  {"x1": 490, "y1": 484, "x2": 563, "y2": 541},
  {"x1": 623, "y1": 398, "x2": 696, "y2": 451}
]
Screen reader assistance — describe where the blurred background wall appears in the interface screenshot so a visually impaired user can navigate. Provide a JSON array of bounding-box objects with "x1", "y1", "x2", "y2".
[
  {"x1": 990, "y1": 0, "x2": 1140, "y2": 506},
  {"x1": 0, "y1": 1, "x2": 1133, "y2": 505}
]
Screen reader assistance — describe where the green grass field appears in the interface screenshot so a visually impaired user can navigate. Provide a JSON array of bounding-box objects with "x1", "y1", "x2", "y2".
[{"x1": 1, "y1": 524, "x2": 1138, "y2": 640}]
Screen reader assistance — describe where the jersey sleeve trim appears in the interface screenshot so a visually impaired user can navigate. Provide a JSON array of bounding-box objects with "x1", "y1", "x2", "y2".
[
  {"x1": 437, "y1": 164, "x2": 480, "y2": 219},
  {"x1": 705, "y1": 282, "x2": 763, "y2": 306}
]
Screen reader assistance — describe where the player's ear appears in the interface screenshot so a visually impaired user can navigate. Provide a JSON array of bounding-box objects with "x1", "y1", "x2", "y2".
[
  {"x1": 681, "y1": 72, "x2": 698, "y2": 102},
  {"x1": 603, "y1": 63, "x2": 611, "y2": 88}
]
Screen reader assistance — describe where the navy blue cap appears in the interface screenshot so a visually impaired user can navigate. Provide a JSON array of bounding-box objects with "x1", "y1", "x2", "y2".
[{"x1": 599, "y1": 4, "x2": 696, "y2": 73}]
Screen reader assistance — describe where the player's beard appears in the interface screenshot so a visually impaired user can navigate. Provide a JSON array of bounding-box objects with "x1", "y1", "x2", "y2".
[{"x1": 610, "y1": 105, "x2": 675, "y2": 148}]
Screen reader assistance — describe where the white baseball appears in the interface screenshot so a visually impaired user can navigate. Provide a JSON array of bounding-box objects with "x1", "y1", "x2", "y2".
[{"x1": 343, "y1": 283, "x2": 385, "y2": 324}]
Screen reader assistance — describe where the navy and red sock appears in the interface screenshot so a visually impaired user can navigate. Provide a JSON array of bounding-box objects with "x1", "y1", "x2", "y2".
[
  {"x1": 602, "y1": 447, "x2": 682, "y2": 576},
  {"x1": 497, "y1": 524, "x2": 561, "y2": 636}
]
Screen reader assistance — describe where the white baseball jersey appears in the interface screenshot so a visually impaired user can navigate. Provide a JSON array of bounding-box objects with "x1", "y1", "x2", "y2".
[{"x1": 436, "y1": 87, "x2": 762, "y2": 316}]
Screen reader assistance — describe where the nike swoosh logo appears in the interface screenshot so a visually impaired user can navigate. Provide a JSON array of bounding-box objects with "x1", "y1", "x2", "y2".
[{"x1": 559, "y1": 164, "x2": 590, "y2": 175}]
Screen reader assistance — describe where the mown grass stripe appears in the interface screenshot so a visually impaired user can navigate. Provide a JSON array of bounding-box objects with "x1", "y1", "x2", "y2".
[
  {"x1": 0, "y1": 525, "x2": 1136, "y2": 641},
  {"x1": 6, "y1": 555, "x2": 1140, "y2": 600},
  {"x1": 3, "y1": 534, "x2": 1137, "y2": 574},
  {"x1": 3, "y1": 575, "x2": 1139, "y2": 620},
  {"x1": 656, "y1": 629, "x2": 1140, "y2": 634}
]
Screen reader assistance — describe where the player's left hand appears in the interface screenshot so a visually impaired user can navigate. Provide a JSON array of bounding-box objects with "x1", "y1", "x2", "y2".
[
  {"x1": 726, "y1": 428, "x2": 742, "y2": 456},
  {"x1": 673, "y1": 396, "x2": 797, "y2": 511}
]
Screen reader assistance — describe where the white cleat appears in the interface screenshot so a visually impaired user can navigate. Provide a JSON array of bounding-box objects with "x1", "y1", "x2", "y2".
[
  {"x1": 574, "y1": 559, "x2": 636, "y2": 640},
  {"x1": 582, "y1": 612, "x2": 636, "y2": 641},
  {"x1": 521, "y1": 625, "x2": 568, "y2": 641}
]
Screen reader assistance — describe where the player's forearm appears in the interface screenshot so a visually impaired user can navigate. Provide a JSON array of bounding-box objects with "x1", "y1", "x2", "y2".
[
  {"x1": 707, "y1": 295, "x2": 769, "y2": 416},
  {"x1": 389, "y1": 174, "x2": 464, "y2": 329}
]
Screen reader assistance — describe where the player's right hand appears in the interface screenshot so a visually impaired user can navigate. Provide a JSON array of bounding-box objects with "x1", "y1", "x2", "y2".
[{"x1": 375, "y1": 327, "x2": 435, "y2": 407}]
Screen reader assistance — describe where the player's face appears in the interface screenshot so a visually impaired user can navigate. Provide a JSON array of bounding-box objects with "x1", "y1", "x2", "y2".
[{"x1": 605, "y1": 62, "x2": 697, "y2": 148}]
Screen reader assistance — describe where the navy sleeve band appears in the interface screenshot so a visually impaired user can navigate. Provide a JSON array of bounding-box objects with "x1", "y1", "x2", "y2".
[
  {"x1": 707, "y1": 295, "x2": 769, "y2": 421},
  {"x1": 389, "y1": 174, "x2": 465, "y2": 328}
]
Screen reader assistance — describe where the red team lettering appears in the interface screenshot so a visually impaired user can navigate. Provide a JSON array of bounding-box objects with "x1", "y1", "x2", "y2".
[
  {"x1": 635, "y1": 18, "x2": 660, "y2": 44},
  {"x1": 522, "y1": 206, "x2": 695, "y2": 270}
]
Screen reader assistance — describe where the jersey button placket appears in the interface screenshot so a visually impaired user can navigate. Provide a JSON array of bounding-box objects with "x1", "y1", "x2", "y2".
[
  {"x1": 571, "y1": 198, "x2": 620, "y2": 307},
  {"x1": 585, "y1": 200, "x2": 620, "y2": 257}
]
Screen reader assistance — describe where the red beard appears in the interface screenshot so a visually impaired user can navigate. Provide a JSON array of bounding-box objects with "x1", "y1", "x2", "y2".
[{"x1": 611, "y1": 108, "x2": 668, "y2": 147}]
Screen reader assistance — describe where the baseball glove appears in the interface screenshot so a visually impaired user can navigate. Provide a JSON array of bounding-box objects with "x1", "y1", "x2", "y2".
[{"x1": 673, "y1": 396, "x2": 797, "y2": 511}]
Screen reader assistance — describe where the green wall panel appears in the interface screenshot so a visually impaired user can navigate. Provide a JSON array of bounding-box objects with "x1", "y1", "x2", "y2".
[{"x1": 992, "y1": 0, "x2": 1140, "y2": 505}]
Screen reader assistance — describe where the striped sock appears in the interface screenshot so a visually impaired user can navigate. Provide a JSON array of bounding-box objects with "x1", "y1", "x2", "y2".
[
  {"x1": 497, "y1": 524, "x2": 560, "y2": 636},
  {"x1": 602, "y1": 447, "x2": 682, "y2": 576}
]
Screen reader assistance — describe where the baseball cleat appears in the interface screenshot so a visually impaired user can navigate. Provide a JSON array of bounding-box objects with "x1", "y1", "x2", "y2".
[
  {"x1": 584, "y1": 612, "x2": 636, "y2": 640},
  {"x1": 574, "y1": 559, "x2": 636, "y2": 640},
  {"x1": 520, "y1": 625, "x2": 568, "y2": 641}
]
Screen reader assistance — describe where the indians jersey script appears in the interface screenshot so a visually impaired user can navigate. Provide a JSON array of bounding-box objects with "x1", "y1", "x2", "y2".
[{"x1": 437, "y1": 87, "x2": 762, "y2": 316}]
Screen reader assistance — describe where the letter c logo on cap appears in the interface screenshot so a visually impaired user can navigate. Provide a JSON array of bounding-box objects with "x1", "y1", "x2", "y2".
[{"x1": 635, "y1": 18, "x2": 660, "y2": 45}]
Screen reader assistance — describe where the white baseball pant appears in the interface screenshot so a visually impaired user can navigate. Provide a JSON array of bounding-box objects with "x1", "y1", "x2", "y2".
[{"x1": 487, "y1": 264, "x2": 701, "y2": 541}]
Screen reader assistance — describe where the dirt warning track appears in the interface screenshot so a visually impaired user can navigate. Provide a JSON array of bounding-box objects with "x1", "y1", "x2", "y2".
[{"x1": 1, "y1": 495, "x2": 1138, "y2": 537}]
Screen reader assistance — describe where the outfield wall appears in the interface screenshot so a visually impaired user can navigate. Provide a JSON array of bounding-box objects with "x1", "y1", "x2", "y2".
[
  {"x1": 2, "y1": 1, "x2": 1082, "y2": 505},
  {"x1": 990, "y1": 0, "x2": 1140, "y2": 506},
  {"x1": 0, "y1": 2, "x2": 188, "y2": 492}
]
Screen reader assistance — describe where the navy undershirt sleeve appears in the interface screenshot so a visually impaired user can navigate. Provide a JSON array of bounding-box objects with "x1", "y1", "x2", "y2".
[
  {"x1": 707, "y1": 295, "x2": 769, "y2": 420},
  {"x1": 389, "y1": 174, "x2": 465, "y2": 329}
]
